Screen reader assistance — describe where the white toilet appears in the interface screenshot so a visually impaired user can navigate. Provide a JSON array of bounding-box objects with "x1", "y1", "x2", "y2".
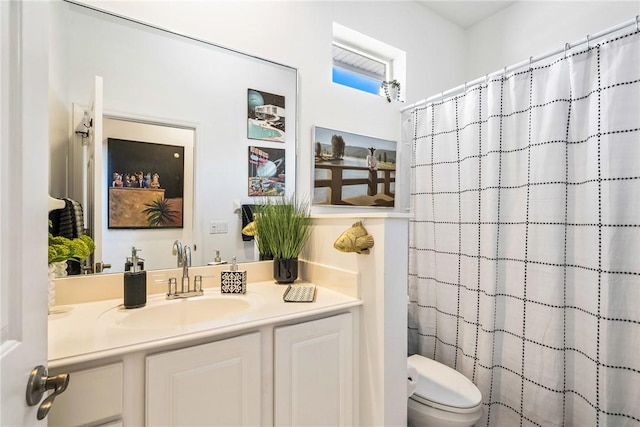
[{"x1": 407, "y1": 354, "x2": 483, "y2": 427}]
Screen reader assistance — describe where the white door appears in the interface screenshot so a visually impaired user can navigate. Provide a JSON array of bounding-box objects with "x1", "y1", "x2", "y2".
[
  {"x1": 0, "y1": 1, "x2": 57, "y2": 425},
  {"x1": 86, "y1": 76, "x2": 104, "y2": 266},
  {"x1": 69, "y1": 76, "x2": 104, "y2": 269}
]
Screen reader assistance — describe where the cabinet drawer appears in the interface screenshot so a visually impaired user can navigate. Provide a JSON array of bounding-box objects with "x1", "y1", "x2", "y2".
[{"x1": 48, "y1": 362, "x2": 123, "y2": 427}]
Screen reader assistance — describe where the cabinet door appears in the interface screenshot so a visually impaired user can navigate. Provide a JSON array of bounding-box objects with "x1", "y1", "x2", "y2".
[
  {"x1": 146, "y1": 332, "x2": 261, "y2": 427},
  {"x1": 274, "y1": 313, "x2": 353, "y2": 427},
  {"x1": 48, "y1": 362, "x2": 123, "y2": 427}
]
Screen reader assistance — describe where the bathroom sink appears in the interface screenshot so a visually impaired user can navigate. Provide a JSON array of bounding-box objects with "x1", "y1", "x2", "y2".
[{"x1": 100, "y1": 292, "x2": 261, "y2": 329}]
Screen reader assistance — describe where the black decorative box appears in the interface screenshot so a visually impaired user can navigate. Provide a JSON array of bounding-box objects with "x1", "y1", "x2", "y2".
[{"x1": 220, "y1": 270, "x2": 247, "y2": 294}]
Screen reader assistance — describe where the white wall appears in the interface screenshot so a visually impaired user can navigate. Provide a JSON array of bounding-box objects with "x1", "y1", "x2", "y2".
[
  {"x1": 49, "y1": 0, "x2": 69, "y2": 198},
  {"x1": 304, "y1": 214, "x2": 409, "y2": 427},
  {"x1": 80, "y1": 0, "x2": 468, "y2": 214},
  {"x1": 465, "y1": 1, "x2": 640, "y2": 82}
]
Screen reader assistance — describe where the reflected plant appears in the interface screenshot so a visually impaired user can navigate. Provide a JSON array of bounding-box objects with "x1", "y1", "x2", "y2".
[
  {"x1": 48, "y1": 220, "x2": 95, "y2": 264},
  {"x1": 142, "y1": 197, "x2": 178, "y2": 227}
]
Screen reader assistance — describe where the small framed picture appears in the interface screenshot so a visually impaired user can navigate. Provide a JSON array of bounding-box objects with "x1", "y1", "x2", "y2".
[
  {"x1": 247, "y1": 89, "x2": 286, "y2": 142},
  {"x1": 313, "y1": 126, "x2": 396, "y2": 207},
  {"x1": 248, "y1": 146, "x2": 286, "y2": 196}
]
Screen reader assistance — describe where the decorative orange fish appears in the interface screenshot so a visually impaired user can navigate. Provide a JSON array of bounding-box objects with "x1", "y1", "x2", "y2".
[
  {"x1": 333, "y1": 221, "x2": 374, "y2": 254},
  {"x1": 242, "y1": 221, "x2": 257, "y2": 236}
]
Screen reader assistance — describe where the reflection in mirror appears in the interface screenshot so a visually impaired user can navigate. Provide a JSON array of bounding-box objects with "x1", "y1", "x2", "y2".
[{"x1": 49, "y1": 1, "x2": 297, "y2": 273}]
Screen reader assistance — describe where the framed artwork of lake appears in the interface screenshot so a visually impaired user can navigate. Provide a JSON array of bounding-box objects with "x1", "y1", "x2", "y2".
[{"x1": 312, "y1": 126, "x2": 396, "y2": 207}]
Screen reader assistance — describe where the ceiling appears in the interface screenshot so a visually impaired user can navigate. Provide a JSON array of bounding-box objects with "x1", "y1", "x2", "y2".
[{"x1": 416, "y1": 1, "x2": 517, "y2": 29}]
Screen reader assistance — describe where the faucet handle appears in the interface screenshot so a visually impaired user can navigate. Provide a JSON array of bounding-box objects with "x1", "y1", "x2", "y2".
[
  {"x1": 168, "y1": 277, "x2": 177, "y2": 296},
  {"x1": 95, "y1": 262, "x2": 111, "y2": 273},
  {"x1": 156, "y1": 277, "x2": 178, "y2": 296}
]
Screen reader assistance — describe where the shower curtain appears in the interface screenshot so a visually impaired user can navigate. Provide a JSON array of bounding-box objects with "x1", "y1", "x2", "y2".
[{"x1": 407, "y1": 29, "x2": 639, "y2": 426}]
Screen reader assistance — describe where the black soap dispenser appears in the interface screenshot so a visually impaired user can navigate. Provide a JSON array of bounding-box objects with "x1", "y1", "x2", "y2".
[{"x1": 124, "y1": 247, "x2": 146, "y2": 309}]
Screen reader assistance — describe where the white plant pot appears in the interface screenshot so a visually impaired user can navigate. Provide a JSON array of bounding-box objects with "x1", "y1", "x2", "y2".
[
  {"x1": 48, "y1": 264, "x2": 56, "y2": 313},
  {"x1": 48, "y1": 260, "x2": 68, "y2": 313}
]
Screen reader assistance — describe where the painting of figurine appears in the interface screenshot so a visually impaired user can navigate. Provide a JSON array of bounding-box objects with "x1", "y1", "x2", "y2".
[
  {"x1": 107, "y1": 138, "x2": 184, "y2": 229},
  {"x1": 112, "y1": 172, "x2": 123, "y2": 187},
  {"x1": 150, "y1": 173, "x2": 161, "y2": 189}
]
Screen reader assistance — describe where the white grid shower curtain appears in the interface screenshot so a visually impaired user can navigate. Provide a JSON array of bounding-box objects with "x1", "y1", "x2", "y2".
[{"x1": 407, "y1": 29, "x2": 639, "y2": 426}]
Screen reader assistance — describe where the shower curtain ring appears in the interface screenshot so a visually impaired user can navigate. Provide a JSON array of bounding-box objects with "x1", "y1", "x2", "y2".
[
  {"x1": 464, "y1": 81, "x2": 467, "y2": 92},
  {"x1": 586, "y1": 34, "x2": 591, "y2": 49},
  {"x1": 503, "y1": 66, "x2": 507, "y2": 79},
  {"x1": 636, "y1": 15, "x2": 639, "y2": 32},
  {"x1": 564, "y1": 42, "x2": 570, "y2": 59},
  {"x1": 529, "y1": 56, "x2": 533, "y2": 70},
  {"x1": 485, "y1": 73, "x2": 489, "y2": 85}
]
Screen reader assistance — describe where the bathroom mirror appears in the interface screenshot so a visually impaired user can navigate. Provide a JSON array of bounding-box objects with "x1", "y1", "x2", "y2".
[{"x1": 49, "y1": 1, "x2": 298, "y2": 273}]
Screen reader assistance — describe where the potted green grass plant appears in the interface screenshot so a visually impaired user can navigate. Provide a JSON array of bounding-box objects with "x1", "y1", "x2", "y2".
[{"x1": 254, "y1": 196, "x2": 311, "y2": 284}]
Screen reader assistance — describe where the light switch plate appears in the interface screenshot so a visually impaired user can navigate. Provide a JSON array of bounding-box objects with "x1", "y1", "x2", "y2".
[{"x1": 209, "y1": 221, "x2": 228, "y2": 234}]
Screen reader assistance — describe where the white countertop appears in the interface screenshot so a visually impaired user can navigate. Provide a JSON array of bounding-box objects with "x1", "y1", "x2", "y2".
[{"x1": 48, "y1": 281, "x2": 361, "y2": 369}]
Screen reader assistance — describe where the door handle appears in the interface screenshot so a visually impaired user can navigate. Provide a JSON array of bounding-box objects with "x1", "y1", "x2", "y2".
[{"x1": 26, "y1": 365, "x2": 70, "y2": 420}]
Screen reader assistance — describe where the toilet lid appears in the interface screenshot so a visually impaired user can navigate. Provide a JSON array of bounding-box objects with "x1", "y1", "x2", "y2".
[{"x1": 408, "y1": 354, "x2": 482, "y2": 409}]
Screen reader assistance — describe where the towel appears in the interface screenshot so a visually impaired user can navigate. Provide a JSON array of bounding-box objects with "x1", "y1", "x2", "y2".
[
  {"x1": 68, "y1": 198, "x2": 85, "y2": 237},
  {"x1": 49, "y1": 198, "x2": 85, "y2": 239}
]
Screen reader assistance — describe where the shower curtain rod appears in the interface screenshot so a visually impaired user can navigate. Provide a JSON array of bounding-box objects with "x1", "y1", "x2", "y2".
[{"x1": 401, "y1": 15, "x2": 640, "y2": 113}]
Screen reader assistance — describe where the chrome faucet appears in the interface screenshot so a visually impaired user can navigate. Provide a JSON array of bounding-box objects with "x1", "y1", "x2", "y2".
[
  {"x1": 165, "y1": 245, "x2": 204, "y2": 300},
  {"x1": 172, "y1": 240, "x2": 184, "y2": 268},
  {"x1": 181, "y1": 246, "x2": 191, "y2": 293}
]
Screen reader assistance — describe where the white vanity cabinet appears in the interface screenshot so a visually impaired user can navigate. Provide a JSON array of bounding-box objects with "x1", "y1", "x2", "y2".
[
  {"x1": 47, "y1": 283, "x2": 361, "y2": 427},
  {"x1": 145, "y1": 332, "x2": 262, "y2": 426},
  {"x1": 274, "y1": 313, "x2": 354, "y2": 427},
  {"x1": 48, "y1": 362, "x2": 124, "y2": 427}
]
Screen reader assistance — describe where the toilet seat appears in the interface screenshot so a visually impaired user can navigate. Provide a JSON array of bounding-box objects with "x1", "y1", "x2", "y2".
[
  {"x1": 410, "y1": 392, "x2": 482, "y2": 414},
  {"x1": 408, "y1": 354, "x2": 482, "y2": 410}
]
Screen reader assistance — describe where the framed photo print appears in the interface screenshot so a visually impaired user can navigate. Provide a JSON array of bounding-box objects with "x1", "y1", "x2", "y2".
[
  {"x1": 313, "y1": 126, "x2": 396, "y2": 207},
  {"x1": 248, "y1": 146, "x2": 286, "y2": 196},
  {"x1": 247, "y1": 88, "x2": 286, "y2": 142}
]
